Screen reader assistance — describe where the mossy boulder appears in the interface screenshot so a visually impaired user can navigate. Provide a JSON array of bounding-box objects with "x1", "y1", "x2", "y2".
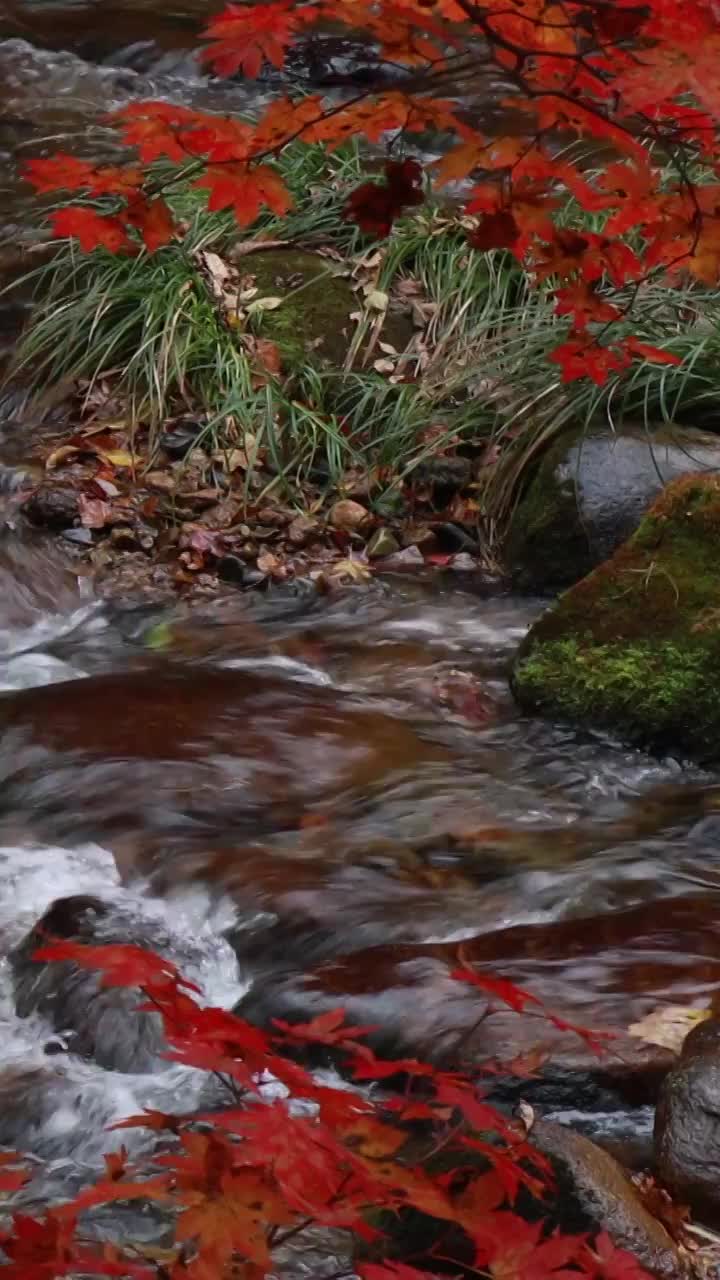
[
  {"x1": 511, "y1": 473, "x2": 720, "y2": 759},
  {"x1": 506, "y1": 423, "x2": 720, "y2": 593},
  {"x1": 232, "y1": 247, "x2": 413, "y2": 368}
]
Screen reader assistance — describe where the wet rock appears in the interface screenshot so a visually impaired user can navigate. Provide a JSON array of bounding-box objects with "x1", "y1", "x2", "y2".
[
  {"x1": 11, "y1": 893, "x2": 233, "y2": 1074},
  {"x1": 506, "y1": 423, "x2": 720, "y2": 592},
  {"x1": 449, "y1": 552, "x2": 478, "y2": 572},
  {"x1": 143, "y1": 846, "x2": 508, "y2": 970},
  {"x1": 529, "y1": 1119, "x2": 684, "y2": 1279},
  {"x1": 655, "y1": 1018, "x2": 720, "y2": 1223},
  {"x1": 23, "y1": 482, "x2": 80, "y2": 529},
  {"x1": 217, "y1": 553, "x2": 250, "y2": 585},
  {"x1": 160, "y1": 417, "x2": 205, "y2": 459},
  {"x1": 287, "y1": 514, "x2": 320, "y2": 547},
  {"x1": 377, "y1": 545, "x2": 425, "y2": 570},
  {"x1": 0, "y1": 1061, "x2": 132, "y2": 1163},
  {"x1": 0, "y1": 526, "x2": 83, "y2": 628},
  {"x1": 511, "y1": 473, "x2": 720, "y2": 759},
  {"x1": 414, "y1": 455, "x2": 472, "y2": 501},
  {"x1": 0, "y1": 666, "x2": 447, "y2": 842}
]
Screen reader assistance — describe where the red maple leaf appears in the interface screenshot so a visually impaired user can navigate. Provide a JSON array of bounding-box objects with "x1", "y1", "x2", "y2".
[
  {"x1": 48, "y1": 208, "x2": 133, "y2": 253},
  {"x1": 345, "y1": 158, "x2": 424, "y2": 237},
  {"x1": 273, "y1": 1007, "x2": 376, "y2": 1048},
  {"x1": 450, "y1": 966, "x2": 543, "y2": 1013},
  {"x1": 108, "y1": 102, "x2": 199, "y2": 163},
  {"x1": 195, "y1": 162, "x2": 291, "y2": 224},
  {"x1": 200, "y1": 0, "x2": 313, "y2": 77},
  {"x1": 468, "y1": 209, "x2": 520, "y2": 251},
  {"x1": 23, "y1": 156, "x2": 97, "y2": 193},
  {"x1": 125, "y1": 195, "x2": 176, "y2": 252}
]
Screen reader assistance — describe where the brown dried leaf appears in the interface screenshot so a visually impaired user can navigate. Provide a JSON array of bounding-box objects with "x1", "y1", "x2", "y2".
[
  {"x1": 628, "y1": 1006, "x2": 711, "y2": 1054},
  {"x1": 78, "y1": 494, "x2": 112, "y2": 529},
  {"x1": 257, "y1": 549, "x2": 282, "y2": 575}
]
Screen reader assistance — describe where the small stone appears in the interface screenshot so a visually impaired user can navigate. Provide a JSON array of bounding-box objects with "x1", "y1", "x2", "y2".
[
  {"x1": 110, "y1": 526, "x2": 140, "y2": 551},
  {"x1": 257, "y1": 508, "x2": 289, "y2": 528},
  {"x1": 436, "y1": 522, "x2": 480, "y2": 552},
  {"x1": 402, "y1": 523, "x2": 437, "y2": 551},
  {"x1": 450, "y1": 552, "x2": 478, "y2": 572},
  {"x1": 160, "y1": 419, "x2": 204, "y2": 459},
  {"x1": 366, "y1": 528, "x2": 399, "y2": 559},
  {"x1": 415, "y1": 455, "x2": 472, "y2": 493},
  {"x1": 328, "y1": 499, "x2": 370, "y2": 532},
  {"x1": 288, "y1": 514, "x2": 320, "y2": 547},
  {"x1": 217, "y1": 555, "x2": 248, "y2": 586},
  {"x1": 145, "y1": 471, "x2": 176, "y2": 494},
  {"x1": 378, "y1": 545, "x2": 424, "y2": 569},
  {"x1": 61, "y1": 526, "x2": 93, "y2": 546},
  {"x1": 23, "y1": 484, "x2": 80, "y2": 529}
]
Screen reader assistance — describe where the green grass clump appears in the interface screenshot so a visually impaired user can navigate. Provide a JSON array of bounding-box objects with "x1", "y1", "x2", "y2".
[{"x1": 10, "y1": 139, "x2": 720, "y2": 524}]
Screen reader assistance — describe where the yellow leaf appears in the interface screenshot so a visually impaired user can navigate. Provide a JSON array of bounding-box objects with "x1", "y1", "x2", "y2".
[
  {"x1": 100, "y1": 449, "x2": 137, "y2": 468},
  {"x1": 628, "y1": 1005, "x2": 711, "y2": 1054}
]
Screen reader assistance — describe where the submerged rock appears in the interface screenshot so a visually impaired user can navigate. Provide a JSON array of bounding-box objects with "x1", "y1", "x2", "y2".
[
  {"x1": 511, "y1": 474, "x2": 720, "y2": 759},
  {"x1": 10, "y1": 894, "x2": 229, "y2": 1073},
  {"x1": 23, "y1": 482, "x2": 80, "y2": 529},
  {"x1": 506, "y1": 423, "x2": 720, "y2": 592},
  {"x1": 235, "y1": 893, "x2": 720, "y2": 1109},
  {"x1": 655, "y1": 1018, "x2": 720, "y2": 1224},
  {"x1": 0, "y1": 665, "x2": 447, "y2": 843}
]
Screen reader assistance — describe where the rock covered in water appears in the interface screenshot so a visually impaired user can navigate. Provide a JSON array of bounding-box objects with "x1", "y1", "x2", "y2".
[
  {"x1": 0, "y1": 665, "x2": 447, "y2": 845},
  {"x1": 655, "y1": 1017, "x2": 720, "y2": 1224},
  {"x1": 10, "y1": 894, "x2": 232, "y2": 1074},
  {"x1": 511, "y1": 474, "x2": 720, "y2": 759},
  {"x1": 22, "y1": 482, "x2": 80, "y2": 529},
  {"x1": 235, "y1": 893, "x2": 720, "y2": 1109},
  {"x1": 529, "y1": 1119, "x2": 685, "y2": 1279},
  {"x1": 506, "y1": 423, "x2": 720, "y2": 592}
]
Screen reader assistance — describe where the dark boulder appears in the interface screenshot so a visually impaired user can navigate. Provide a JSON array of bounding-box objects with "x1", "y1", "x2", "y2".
[
  {"x1": 10, "y1": 893, "x2": 233, "y2": 1073},
  {"x1": 655, "y1": 1017, "x2": 720, "y2": 1224},
  {"x1": 506, "y1": 423, "x2": 720, "y2": 592}
]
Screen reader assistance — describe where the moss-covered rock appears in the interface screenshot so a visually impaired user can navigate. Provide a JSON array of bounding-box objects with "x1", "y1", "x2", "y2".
[
  {"x1": 233, "y1": 247, "x2": 412, "y2": 368},
  {"x1": 511, "y1": 474, "x2": 720, "y2": 759},
  {"x1": 506, "y1": 423, "x2": 720, "y2": 593}
]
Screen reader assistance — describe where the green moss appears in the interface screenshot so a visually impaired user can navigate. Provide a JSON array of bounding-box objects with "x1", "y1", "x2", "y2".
[
  {"x1": 510, "y1": 474, "x2": 720, "y2": 759},
  {"x1": 513, "y1": 637, "x2": 720, "y2": 753},
  {"x1": 505, "y1": 428, "x2": 594, "y2": 591},
  {"x1": 237, "y1": 249, "x2": 357, "y2": 367}
]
